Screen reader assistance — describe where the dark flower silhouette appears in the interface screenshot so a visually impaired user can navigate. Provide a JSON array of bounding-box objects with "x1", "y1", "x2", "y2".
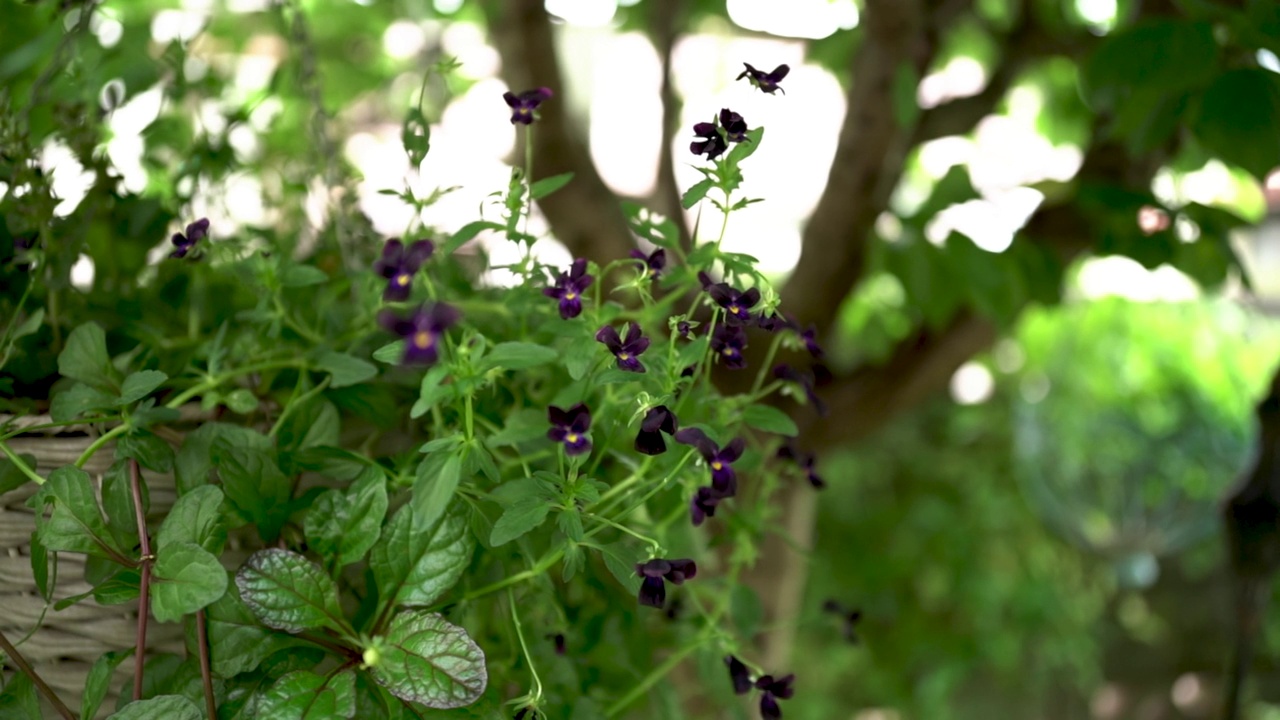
[
  {"x1": 169, "y1": 218, "x2": 210, "y2": 259},
  {"x1": 756, "y1": 312, "x2": 790, "y2": 333},
  {"x1": 711, "y1": 325, "x2": 749, "y2": 370},
  {"x1": 373, "y1": 239, "x2": 434, "y2": 302},
  {"x1": 635, "y1": 405, "x2": 678, "y2": 455},
  {"x1": 596, "y1": 321, "x2": 650, "y2": 373},
  {"x1": 737, "y1": 63, "x2": 790, "y2": 95},
  {"x1": 629, "y1": 248, "x2": 667, "y2": 278},
  {"x1": 677, "y1": 320, "x2": 693, "y2": 338},
  {"x1": 777, "y1": 440, "x2": 825, "y2": 489},
  {"x1": 755, "y1": 674, "x2": 796, "y2": 719},
  {"x1": 707, "y1": 283, "x2": 760, "y2": 326},
  {"x1": 675, "y1": 427, "x2": 745, "y2": 496},
  {"x1": 773, "y1": 364, "x2": 828, "y2": 417},
  {"x1": 690, "y1": 486, "x2": 723, "y2": 526},
  {"x1": 822, "y1": 600, "x2": 862, "y2": 643},
  {"x1": 635, "y1": 558, "x2": 697, "y2": 609},
  {"x1": 690, "y1": 121, "x2": 727, "y2": 160},
  {"x1": 799, "y1": 324, "x2": 823, "y2": 358},
  {"x1": 720, "y1": 108, "x2": 749, "y2": 143},
  {"x1": 504, "y1": 87, "x2": 553, "y2": 124},
  {"x1": 543, "y1": 258, "x2": 594, "y2": 319},
  {"x1": 548, "y1": 633, "x2": 567, "y2": 655},
  {"x1": 547, "y1": 403, "x2": 592, "y2": 456},
  {"x1": 378, "y1": 303, "x2": 460, "y2": 365},
  {"x1": 11, "y1": 232, "x2": 38, "y2": 271},
  {"x1": 725, "y1": 655, "x2": 754, "y2": 695}
]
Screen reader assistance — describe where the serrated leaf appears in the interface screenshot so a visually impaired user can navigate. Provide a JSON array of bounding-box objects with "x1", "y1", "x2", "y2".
[
  {"x1": 410, "y1": 366, "x2": 453, "y2": 419},
  {"x1": 530, "y1": 171, "x2": 574, "y2": 200},
  {"x1": 441, "y1": 220, "x2": 503, "y2": 256},
  {"x1": 58, "y1": 322, "x2": 115, "y2": 392},
  {"x1": 49, "y1": 382, "x2": 117, "y2": 422},
  {"x1": 0, "y1": 672, "x2": 39, "y2": 720},
  {"x1": 681, "y1": 179, "x2": 715, "y2": 209},
  {"x1": 204, "y1": 586, "x2": 307, "y2": 678},
  {"x1": 741, "y1": 404, "x2": 799, "y2": 436},
  {"x1": 280, "y1": 265, "x2": 329, "y2": 287},
  {"x1": 116, "y1": 429, "x2": 174, "y2": 473},
  {"x1": 490, "y1": 499, "x2": 550, "y2": 547},
  {"x1": 316, "y1": 351, "x2": 378, "y2": 388},
  {"x1": 258, "y1": 670, "x2": 357, "y2": 720},
  {"x1": 412, "y1": 453, "x2": 462, "y2": 531},
  {"x1": 0, "y1": 452, "x2": 37, "y2": 496},
  {"x1": 305, "y1": 467, "x2": 388, "y2": 567},
  {"x1": 156, "y1": 485, "x2": 227, "y2": 556},
  {"x1": 102, "y1": 459, "x2": 144, "y2": 550},
  {"x1": 94, "y1": 568, "x2": 142, "y2": 605},
  {"x1": 480, "y1": 342, "x2": 558, "y2": 371},
  {"x1": 82, "y1": 649, "x2": 134, "y2": 720},
  {"x1": 367, "y1": 610, "x2": 487, "y2": 709},
  {"x1": 564, "y1": 335, "x2": 597, "y2": 381},
  {"x1": 370, "y1": 504, "x2": 470, "y2": 609},
  {"x1": 109, "y1": 695, "x2": 201, "y2": 719},
  {"x1": 29, "y1": 465, "x2": 124, "y2": 560},
  {"x1": 118, "y1": 370, "x2": 168, "y2": 405},
  {"x1": 151, "y1": 541, "x2": 228, "y2": 623},
  {"x1": 486, "y1": 409, "x2": 547, "y2": 448},
  {"x1": 212, "y1": 440, "x2": 292, "y2": 542},
  {"x1": 601, "y1": 542, "x2": 645, "y2": 595},
  {"x1": 372, "y1": 341, "x2": 406, "y2": 365},
  {"x1": 236, "y1": 549, "x2": 347, "y2": 634}
]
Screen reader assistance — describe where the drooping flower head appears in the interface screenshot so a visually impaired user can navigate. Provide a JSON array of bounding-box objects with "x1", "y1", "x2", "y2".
[
  {"x1": 708, "y1": 283, "x2": 761, "y2": 326},
  {"x1": 755, "y1": 674, "x2": 796, "y2": 719},
  {"x1": 756, "y1": 312, "x2": 790, "y2": 333},
  {"x1": 547, "y1": 403, "x2": 592, "y2": 456},
  {"x1": 711, "y1": 325, "x2": 749, "y2": 370},
  {"x1": 737, "y1": 63, "x2": 790, "y2": 95},
  {"x1": 635, "y1": 405, "x2": 678, "y2": 455},
  {"x1": 677, "y1": 320, "x2": 693, "y2": 338},
  {"x1": 690, "y1": 486, "x2": 723, "y2": 526},
  {"x1": 822, "y1": 600, "x2": 862, "y2": 643},
  {"x1": 675, "y1": 427, "x2": 745, "y2": 496},
  {"x1": 628, "y1": 248, "x2": 667, "y2": 279},
  {"x1": 635, "y1": 558, "x2": 697, "y2": 609},
  {"x1": 169, "y1": 218, "x2": 210, "y2": 259},
  {"x1": 725, "y1": 655, "x2": 754, "y2": 695},
  {"x1": 719, "y1": 108, "x2": 749, "y2": 143},
  {"x1": 799, "y1": 324, "x2": 823, "y2": 358},
  {"x1": 503, "y1": 87, "x2": 553, "y2": 125},
  {"x1": 690, "y1": 121, "x2": 728, "y2": 160},
  {"x1": 596, "y1": 322, "x2": 650, "y2": 373},
  {"x1": 773, "y1": 364, "x2": 828, "y2": 417},
  {"x1": 373, "y1": 239, "x2": 434, "y2": 302},
  {"x1": 777, "y1": 440, "x2": 825, "y2": 489},
  {"x1": 378, "y1": 303, "x2": 460, "y2": 365},
  {"x1": 543, "y1": 258, "x2": 594, "y2": 319},
  {"x1": 548, "y1": 633, "x2": 567, "y2": 655}
]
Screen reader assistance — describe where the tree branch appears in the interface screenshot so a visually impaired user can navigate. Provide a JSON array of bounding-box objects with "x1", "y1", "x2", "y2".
[
  {"x1": 0, "y1": 627, "x2": 76, "y2": 720},
  {"x1": 650, "y1": 0, "x2": 694, "y2": 251}
]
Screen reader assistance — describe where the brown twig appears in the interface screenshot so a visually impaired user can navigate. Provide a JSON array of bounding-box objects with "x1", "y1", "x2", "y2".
[
  {"x1": 130, "y1": 458, "x2": 151, "y2": 702},
  {"x1": 0, "y1": 626, "x2": 76, "y2": 720},
  {"x1": 195, "y1": 610, "x2": 217, "y2": 719}
]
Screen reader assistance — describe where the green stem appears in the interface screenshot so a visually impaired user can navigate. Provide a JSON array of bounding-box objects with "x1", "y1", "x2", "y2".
[
  {"x1": 0, "y1": 279, "x2": 34, "y2": 374},
  {"x1": 509, "y1": 588, "x2": 544, "y2": 702},
  {"x1": 269, "y1": 376, "x2": 331, "y2": 438},
  {"x1": 454, "y1": 549, "x2": 565, "y2": 605},
  {"x1": 75, "y1": 423, "x2": 130, "y2": 468},
  {"x1": 594, "y1": 456, "x2": 655, "y2": 508},
  {"x1": 274, "y1": 296, "x2": 325, "y2": 344},
  {"x1": 750, "y1": 332, "x2": 786, "y2": 397},
  {"x1": 605, "y1": 641, "x2": 701, "y2": 717},
  {"x1": 0, "y1": 416, "x2": 119, "y2": 442},
  {"x1": 0, "y1": 440, "x2": 44, "y2": 485},
  {"x1": 583, "y1": 511, "x2": 660, "y2": 550},
  {"x1": 464, "y1": 393, "x2": 475, "y2": 441},
  {"x1": 165, "y1": 359, "x2": 303, "y2": 409}
]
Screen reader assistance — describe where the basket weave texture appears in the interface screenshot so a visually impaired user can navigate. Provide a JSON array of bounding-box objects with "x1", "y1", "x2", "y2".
[{"x1": 1, "y1": 416, "x2": 187, "y2": 718}]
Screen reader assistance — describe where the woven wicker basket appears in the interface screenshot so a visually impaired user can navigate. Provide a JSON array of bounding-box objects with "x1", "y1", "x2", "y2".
[{"x1": 1, "y1": 414, "x2": 190, "y2": 718}]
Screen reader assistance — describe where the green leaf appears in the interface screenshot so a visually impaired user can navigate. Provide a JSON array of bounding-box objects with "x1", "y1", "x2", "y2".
[
  {"x1": 601, "y1": 542, "x2": 645, "y2": 595},
  {"x1": 402, "y1": 106, "x2": 431, "y2": 167},
  {"x1": 490, "y1": 499, "x2": 550, "y2": 547},
  {"x1": 176, "y1": 423, "x2": 271, "y2": 495},
  {"x1": 118, "y1": 370, "x2": 168, "y2": 405},
  {"x1": 102, "y1": 459, "x2": 144, "y2": 550},
  {"x1": 82, "y1": 649, "x2": 135, "y2": 720},
  {"x1": 729, "y1": 584, "x2": 764, "y2": 639},
  {"x1": 725, "y1": 126, "x2": 765, "y2": 166},
  {"x1": 681, "y1": 179, "x2": 715, "y2": 209},
  {"x1": 0, "y1": 669, "x2": 40, "y2": 719},
  {"x1": 1191, "y1": 68, "x2": 1280, "y2": 181},
  {"x1": 258, "y1": 670, "x2": 357, "y2": 720},
  {"x1": 370, "y1": 504, "x2": 471, "y2": 609},
  {"x1": 29, "y1": 530, "x2": 49, "y2": 600},
  {"x1": 0, "y1": 452, "x2": 37, "y2": 496},
  {"x1": 236, "y1": 549, "x2": 347, "y2": 634},
  {"x1": 204, "y1": 586, "x2": 308, "y2": 678},
  {"x1": 485, "y1": 409, "x2": 547, "y2": 448},
  {"x1": 1081, "y1": 19, "x2": 1218, "y2": 107},
  {"x1": 116, "y1": 429, "x2": 175, "y2": 473},
  {"x1": 280, "y1": 265, "x2": 329, "y2": 287},
  {"x1": 741, "y1": 404, "x2": 799, "y2": 437},
  {"x1": 212, "y1": 439, "x2": 292, "y2": 542},
  {"x1": 412, "y1": 453, "x2": 462, "y2": 531},
  {"x1": 316, "y1": 351, "x2": 378, "y2": 388},
  {"x1": 564, "y1": 335, "x2": 597, "y2": 381},
  {"x1": 10, "y1": 307, "x2": 42, "y2": 342},
  {"x1": 225, "y1": 389, "x2": 259, "y2": 414},
  {"x1": 367, "y1": 610, "x2": 487, "y2": 709},
  {"x1": 441, "y1": 220, "x2": 503, "y2": 256},
  {"x1": 372, "y1": 341, "x2": 406, "y2": 365},
  {"x1": 479, "y1": 342, "x2": 558, "y2": 371},
  {"x1": 94, "y1": 568, "x2": 142, "y2": 605},
  {"x1": 305, "y1": 467, "x2": 388, "y2": 567},
  {"x1": 157, "y1": 485, "x2": 228, "y2": 556},
  {"x1": 530, "y1": 171, "x2": 574, "y2": 200},
  {"x1": 410, "y1": 366, "x2": 453, "y2": 419},
  {"x1": 29, "y1": 465, "x2": 124, "y2": 560},
  {"x1": 58, "y1": 322, "x2": 116, "y2": 392},
  {"x1": 107, "y1": 695, "x2": 202, "y2": 719},
  {"x1": 675, "y1": 335, "x2": 710, "y2": 375},
  {"x1": 49, "y1": 382, "x2": 117, "y2": 422},
  {"x1": 151, "y1": 541, "x2": 228, "y2": 623},
  {"x1": 277, "y1": 396, "x2": 340, "y2": 453}
]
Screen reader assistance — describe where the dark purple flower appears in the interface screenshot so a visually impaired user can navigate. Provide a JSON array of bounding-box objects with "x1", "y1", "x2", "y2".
[
  {"x1": 756, "y1": 312, "x2": 790, "y2": 333},
  {"x1": 547, "y1": 403, "x2": 592, "y2": 456},
  {"x1": 711, "y1": 325, "x2": 749, "y2": 370},
  {"x1": 777, "y1": 440, "x2": 825, "y2": 489},
  {"x1": 543, "y1": 258, "x2": 595, "y2": 319},
  {"x1": 373, "y1": 239, "x2": 434, "y2": 301},
  {"x1": 11, "y1": 232, "x2": 38, "y2": 271},
  {"x1": 169, "y1": 218, "x2": 210, "y2": 259},
  {"x1": 737, "y1": 63, "x2": 790, "y2": 95},
  {"x1": 514, "y1": 708, "x2": 541, "y2": 720},
  {"x1": 504, "y1": 87, "x2": 553, "y2": 124},
  {"x1": 680, "y1": 364, "x2": 697, "y2": 378},
  {"x1": 725, "y1": 655, "x2": 753, "y2": 695},
  {"x1": 773, "y1": 364, "x2": 828, "y2": 417},
  {"x1": 635, "y1": 558, "x2": 697, "y2": 609},
  {"x1": 677, "y1": 320, "x2": 692, "y2": 338},
  {"x1": 755, "y1": 674, "x2": 795, "y2": 719},
  {"x1": 690, "y1": 486, "x2": 723, "y2": 526},
  {"x1": 596, "y1": 322, "x2": 650, "y2": 373},
  {"x1": 697, "y1": 271, "x2": 716, "y2": 289},
  {"x1": 690, "y1": 121, "x2": 727, "y2": 160},
  {"x1": 548, "y1": 633, "x2": 567, "y2": 655},
  {"x1": 628, "y1": 248, "x2": 667, "y2": 278},
  {"x1": 378, "y1": 303, "x2": 460, "y2": 365},
  {"x1": 720, "y1": 108, "x2": 749, "y2": 143},
  {"x1": 822, "y1": 600, "x2": 862, "y2": 643},
  {"x1": 635, "y1": 405, "x2": 678, "y2": 455},
  {"x1": 799, "y1": 324, "x2": 823, "y2": 358},
  {"x1": 675, "y1": 427, "x2": 744, "y2": 496},
  {"x1": 707, "y1": 283, "x2": 760, "y2": 326}
]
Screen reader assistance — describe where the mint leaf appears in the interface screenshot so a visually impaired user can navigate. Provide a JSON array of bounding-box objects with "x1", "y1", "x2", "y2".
[
  {"x1": 280, "y1": 264, "x2": 328, "y2": 287},
  {"x1": 118, "y1": 370, "x2": 168, "y2": 405},
  {"x1": 29, "y1": 465, "x2": 124, "y2": 561},
  {"x1": 116, "y1": 428, "x2": 175, "y2": 473},
  {"x1": 490, "y1": 499, "x2": 550, "y2": 547},
  {"x1": 258, "y1": 669, "x2": 356, "y2": 719},
  {"x1": 410, "y1": 365, "x2": 453, "y2": 419},
  {"x1": 316, "y1": 351, "x2": 378, "y2": 388},
  {"x1": 411, "y1": 453, "x2": 462, "y2": 531},
  {"x1": 305, "y1": 467, "x2": 388, "y2": 567},
  {"x1": 681, "y1": 179, "x2": 714, "y2": 209},
  {"x1": 58, "y1": 322, "x2": 116, "y2": 392},
  {"x1": 212, "y1": 439, "x2": 292, "y2": 542},
  {"x1": 480, "y1": 342, "x2": 558, "y2": 372},
  {"x1": 203, "y1": 586, "x2": 307, "y2": 678},
  {"x1": 236, "y1": 549, "x2": 348, "y2": 634},
  {"x1": 372, "y1": 340, "x2": 405, "y2": 365},
  {"x1": 530, "y1": 171, "x2": 574, "y2": 200},
  {"x1": 367, "y1": 610, "x2": 487, "y2": 709},
  {"x1": 741, "y1": 404, "x2": 799, "y2": 436},
  {"x1": 49, "y1": 382, "x2": 117, "y2": 423},
  {"x1": 82, "y1": 649, "x2": 135, "y2": 720},
  {"x1": 151, "y1": 541, "x2": 228, "y2": 622},
  {"x1": 156, "y1": 485, "x2": 228, "y2": 556},
  {"x1": 107, "y1": 695, "x2": 201, "y2": 719},
  {"x1": 370, "y1": 504, "x2": 470, "y2": 609},
  {"x1": 0, "y1": 452, "x2": 38, "y2": 496}
]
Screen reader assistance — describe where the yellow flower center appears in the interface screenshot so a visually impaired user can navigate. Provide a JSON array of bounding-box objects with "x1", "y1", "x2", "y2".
[
  {"x1": 712, "y1": 461, "x2": 723, "y2": 471},
  {"x1": 565, "y1": 291, "x2": 577, "y2": 300},
  {"x1": 396, "y1": 274, "x2": 411, "y2": 286},
  {"x1": 722, "y1": 348, "x2": 735, "y2": 356},
  {"x1": 566, "y1": 433, "x2": 579, "y2": 443},
  {"x1": 729, "y1": 306, "x2": 740, "y2": 314},
  {"x1": 413, "y1": 331, "x2": 433, "y2": 349},
  {"x1": 619, "y1": 353, "x2": 630, "y2": 361}
]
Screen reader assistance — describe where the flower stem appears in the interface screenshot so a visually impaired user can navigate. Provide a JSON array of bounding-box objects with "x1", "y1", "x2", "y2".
[
  {"x1": 268, "y1": 376, "x2": 331, "y2": 439},
  {"x1": 130, "y1": 458, "x2": 152, "y2": 702},
  {"x1": 0, "y1": 626, "x2": 75, "y2": 720},
  {"x1": 583, "y1": 511, "x2": 660, "y2": 551},
  {"x1": 164, "y1": 358, "x2": 303, "y2": 409},
  {"x1": 75, "y1": 422, "x2": 130, "y2": 468},
  {"x1": 0, "y1": 439, "x2": 44, "y2": 485},
  {"x1": 750, "y1": 332, "x2": 786, "y2": 397},
  {"x1": 196, "y1": 609, "x2": 217, "y2": 720},
  {"x1": 0, "y1": 416, "x2": 120, "y2": 441},
  {"x1": 604, "y1": 640, "x2": 701, "y2": 717},
  {"x1": 509, "y1": 588, "x2": 544, "y2": 702}
]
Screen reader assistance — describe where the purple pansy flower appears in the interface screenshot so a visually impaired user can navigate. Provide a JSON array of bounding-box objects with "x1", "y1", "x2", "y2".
[
  {"x1": 707, "y1": 283, "x2": 761, "y2": 326},
  {"x1": 690, "y1": 486, "x2": 725, "y2": 526},
  {"x1": 543, "y1": 258, "x2": 594, "y2": 319},
  {"x1": 373, "y1": 239, "x2": 434, "y2": 301},
  {"x1": 756, "y1": 674, "x2": 796, "y2": 719},
  {"x1": 720, "y1": 108, "x2": 749, "y2": 143},
  {"x1": 725, "y1": 655, "x2": 753, "y2": 695},
  {"x1": 690, "y1": 121, "x2": 728, "y2": 160},
  {"x1": 378, "y1": 303, "x2": 460, "y2": 365},
  {"x1": 596, "y1": 321, "x2": 650, "y2": 373},
  {"x1": 503, "y1": 87, "x2": 553, "y2": 125},
  {"x1": 799, "y1": 324, "x2": 823, "y2": 358},
  {"x1": 547, "y1": 403, "x2": 592, "y2": 456},
  {"x1": 629, "y1": 248, "x2": 667, "y2": 278},
  {"x1": 677, "y1": 320, "x2": 693, "y2": 338},
  {"x1": 635, "y1": 405, "x2": 678, "y2": 455},
  {"x1": 169, "y1": 218, "x2": 210, "y2": 259},
  {"x1": 737, "y1": 62, "x2": 790, "y2": 95},
  {"x1": 711, "y1": 325, "x2": 749, "y2": 370},
  {"x1": 675, "y1": 427, "x2": 744, "y2": 496},
  {"x1": 635, "y1": 558, "x2": 697, "y2": 609}
]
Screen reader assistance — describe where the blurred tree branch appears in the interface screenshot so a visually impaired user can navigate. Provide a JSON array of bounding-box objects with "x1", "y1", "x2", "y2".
[{"x1": 650, "y1": 0, "x2": 694, "y2": 251}]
